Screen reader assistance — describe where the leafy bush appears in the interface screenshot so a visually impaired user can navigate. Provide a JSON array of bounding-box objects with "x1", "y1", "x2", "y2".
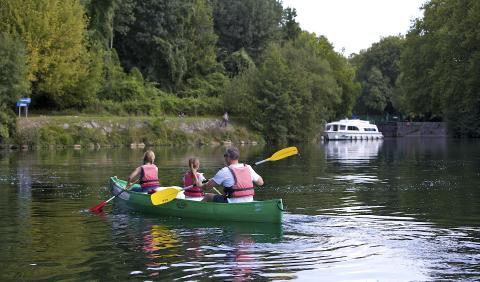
[{"x1": 39, "y1": 126, "x2": 74, "y2": 146}]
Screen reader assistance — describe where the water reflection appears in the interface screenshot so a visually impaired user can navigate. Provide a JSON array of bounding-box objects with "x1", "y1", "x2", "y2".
[
  {"x1": 323, "y1": 140, "x2": 383, "y2": 185},
  {"x1": 105, "y1": 213, "x2": 283, "y2": 280},
  {"x1": 324, "y1": 139, "x2": 383, "y2": 165},
  {"x1": 1, "y1": 141, "x2": 480, "y2": 281}
]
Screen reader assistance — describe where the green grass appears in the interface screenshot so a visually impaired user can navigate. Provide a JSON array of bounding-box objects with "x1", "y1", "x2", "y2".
[{"x1": 14, "y1": 115, "x2": 263, "y2": 147}]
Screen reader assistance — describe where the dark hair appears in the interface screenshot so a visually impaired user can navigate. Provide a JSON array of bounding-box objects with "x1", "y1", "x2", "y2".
[{"x1": 224, "y1": 147, "x2": 240, "y2": 160}]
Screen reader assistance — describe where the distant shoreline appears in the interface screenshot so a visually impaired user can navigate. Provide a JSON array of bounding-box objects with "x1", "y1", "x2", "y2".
[{"x1": 5, "y1": 115, "x2": 264, "y2": 149}]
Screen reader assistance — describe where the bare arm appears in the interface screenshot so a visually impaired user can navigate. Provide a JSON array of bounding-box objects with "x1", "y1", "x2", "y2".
[
  {"x1": 127, "y1": 166, "x2": 142, "y2": 189},
  {"x1": 190, "y1": 165, "x2": 203, "y2": 187},
  {"x1": 201, "y1": 179, "x2": 219, "y2": 190},
  {"x1": 254, "y1": 176, "x2": 264, "y2": 186}
]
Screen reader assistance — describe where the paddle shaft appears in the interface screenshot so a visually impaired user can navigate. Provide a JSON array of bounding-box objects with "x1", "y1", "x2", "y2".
[
  {"x1": 90, "y1": 180, "x2": 137, "y2": 212},
  {"x1": 254, "y1": 159, "x2": 268, "y2": 165}
]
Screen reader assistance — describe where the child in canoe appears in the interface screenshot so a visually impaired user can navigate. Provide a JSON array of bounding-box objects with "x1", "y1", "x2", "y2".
[
  {"x1": 127, "y1": 150, "x2": 160, "y2": 193},
  {"x1": 183, "y1": 157, "x2": 206, "y2": 201}
]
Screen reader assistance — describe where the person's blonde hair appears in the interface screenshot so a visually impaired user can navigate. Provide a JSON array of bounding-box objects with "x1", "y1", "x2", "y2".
[
  {"x1": 143, "y1": 150, "x2": 155, "y2": 164},
  {"x1": 188, "y1": 157, "x2": 200, "y2": 171}
]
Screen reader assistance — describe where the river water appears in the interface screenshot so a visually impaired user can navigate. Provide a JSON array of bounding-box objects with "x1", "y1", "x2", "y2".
[{"x1": 0, "y1": 138, "x2": 479, "y2": 281}]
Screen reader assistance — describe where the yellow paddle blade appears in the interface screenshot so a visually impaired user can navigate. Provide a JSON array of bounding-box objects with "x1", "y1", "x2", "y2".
[
  {"x1": 268, "y1": 146, "x2": 298, "y2": 161},
  {"x1": 151, "y1": 187, "x2": 182, "y2": 205}
]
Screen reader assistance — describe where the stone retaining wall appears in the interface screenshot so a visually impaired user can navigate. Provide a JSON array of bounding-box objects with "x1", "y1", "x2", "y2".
[{"x1": 377, "y1": 122, "x2": 447, "y2": 137}]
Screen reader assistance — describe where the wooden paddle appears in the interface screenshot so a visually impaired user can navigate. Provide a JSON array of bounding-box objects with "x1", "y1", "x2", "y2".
[
  {"x1": 89, "y1": 179, "x2": 137, "y2": 213},
  {"x1": 150, "y1": 146, "x2": 299, "y2": 206}
]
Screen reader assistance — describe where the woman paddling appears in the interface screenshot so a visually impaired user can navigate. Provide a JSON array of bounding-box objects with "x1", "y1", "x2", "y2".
[{"x1": 126, "y1": 150, "x2": 160, "y2": 193}]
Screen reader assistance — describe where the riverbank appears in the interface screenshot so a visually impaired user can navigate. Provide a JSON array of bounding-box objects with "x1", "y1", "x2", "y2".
[{"x1": 7, "y1": 115, "x2": 264, "y2": 149}]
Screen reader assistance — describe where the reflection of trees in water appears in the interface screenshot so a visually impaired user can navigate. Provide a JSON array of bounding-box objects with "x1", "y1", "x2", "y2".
[
  {"x1": 143, "y1": 225, "x2": 180, "y2": 257},
  {"x1": 109, "y1": 214, "x2": 282, "y2": 280}
]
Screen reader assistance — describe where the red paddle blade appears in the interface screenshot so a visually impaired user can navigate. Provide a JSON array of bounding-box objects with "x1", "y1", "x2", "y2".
[{"x1": 89, "y1": 201, "x2": 106, "y2": 213}]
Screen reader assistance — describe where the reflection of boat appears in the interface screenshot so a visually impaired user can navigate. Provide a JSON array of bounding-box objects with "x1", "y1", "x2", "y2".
[
  {"x1": 324, "y1": 139, "x2": 383, "y2": 164},
  {"x1": 160, "y1": 217, "x2": 283, "y2": 243},
  {"x1": 323, "y1": 119, "x2": 383, "y2": 140},
  {"x1": 109, "y1": 177, "x2": 283, "y2": 224}
]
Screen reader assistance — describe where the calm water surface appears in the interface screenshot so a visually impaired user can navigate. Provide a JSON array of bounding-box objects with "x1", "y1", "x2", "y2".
[{"x1": 1, "y1": 138, "x2": 479, "y2": 281}]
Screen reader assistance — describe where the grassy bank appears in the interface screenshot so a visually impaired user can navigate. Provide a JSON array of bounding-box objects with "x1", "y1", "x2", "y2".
[{"x1": 12, "y1": 115, "x2": 264, "y2": 148}]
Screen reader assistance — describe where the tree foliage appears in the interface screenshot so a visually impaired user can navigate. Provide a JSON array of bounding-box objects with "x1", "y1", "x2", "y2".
[
  {"x1": 400, "y1": 0, "x2": 480, "y2": 136},
  {"x1": 114, "y1": 0, "x2": 222, "y2": 94},
  {"x1": 0, "y1": 32, "x2": 30, "y2": 106},
  {"x1": 351, "y1": 36, "x2": 404, "y2": 115},
  {"x1": 226, "y1": 32, "x2": 359, "y2": 143},
  {"x1": 0, "y1": 0, "x2": 384, "y2": 143},
  {"x1": 212, "y1": 0, "x2": 283, "y2": 60},
  {"x1": 1, "y1": 0, "x2": 99, "y2": 108},
  {"x1": 0, "y1": 33, "x2": 28, "y2": 142}
]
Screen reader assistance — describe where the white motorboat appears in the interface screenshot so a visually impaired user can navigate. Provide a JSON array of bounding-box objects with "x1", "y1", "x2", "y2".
[{"x1": 323, "y1": 119, "x2": 383, "y2": 140}]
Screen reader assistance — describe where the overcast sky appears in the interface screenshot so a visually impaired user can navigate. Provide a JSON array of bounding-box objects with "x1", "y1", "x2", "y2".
[{"x1": 281, "y1": 0, "x2": 427, "y2": 55}]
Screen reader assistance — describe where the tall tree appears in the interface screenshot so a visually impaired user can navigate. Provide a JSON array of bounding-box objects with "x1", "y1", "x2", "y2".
[
  {"x1": 281, "y1": 7, "x2": 301, "y2": 41},
  {"x1": 0, "y1": 33, "x2": 29, "y2": 106},
  {"x1": 312, "y1": 35, "x2": 359, "y2": 118},
  {"x1": 84, "y1": 0, "x2": 136, "y2": 49},
  {"x1": 241, "y1": 32, "x2": 357, "y2": 143},
  {"x1": 0, "y1": 33, "x2": 29, "y2": 141},
  {"x1": 351, "y1": 36, "x2": 404, "y2": 116},
  {"x1": 212, "y1": 0, "x2": 283, "y2": 60},
  {"x1": 114, "y1": 0, "x2": 222, "y2": 94},
  {"x1": 1, "y1": 0, "x2": 99, "y2": 108},
  {"x1": 401, "y1": 0, "x2": 480, "y2": 136}
]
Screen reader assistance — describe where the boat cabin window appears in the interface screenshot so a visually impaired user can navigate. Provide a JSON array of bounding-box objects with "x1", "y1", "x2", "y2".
[
  {"x1": 340, "y1": 125, "x2": 346, "y2": 130},
  {"x1": 347, "y1": 126, "x2": 359, "y2": 131},
  {"x1": 363, "y1": 128, "x2": 377, "y2": 132},
  {"x1": 332, "y1": 125, "x2": 338, "y2": 131},
  {"x1": 326, "y1": 125, "x2": 331, "y2": 131}
]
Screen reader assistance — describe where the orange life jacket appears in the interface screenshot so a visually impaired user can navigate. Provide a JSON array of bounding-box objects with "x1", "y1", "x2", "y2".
[
  {"x1": 183, "y1": 171, "x2": 204, "y2": 197},
  {"x1": 226, "y1": 165, "x2": 254, "y2": 198},
  {"x1": 140, "y1": 164, "x2": 159, "y2": 189}
]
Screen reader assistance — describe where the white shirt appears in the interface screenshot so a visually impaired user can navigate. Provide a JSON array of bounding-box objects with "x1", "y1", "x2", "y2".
[{"x1": 211, "y1": 164, "x2": 260, "y2": 203}]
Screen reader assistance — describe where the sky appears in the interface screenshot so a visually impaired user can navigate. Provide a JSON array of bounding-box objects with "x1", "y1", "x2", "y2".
[{"x1": 281, "y1": 0, "x2": 427, "y2": 55}]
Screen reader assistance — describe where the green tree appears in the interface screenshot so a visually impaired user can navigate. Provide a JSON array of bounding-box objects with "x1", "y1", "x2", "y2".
[
  {"x1": 401, "y1": 0, "x2": 480, "y2": 136},
  {"x1": 358, "y1": 67, "x2": 390, "y2": 113},
  {"x1": 212, "y1": 0, "x2": 283, "y2": 60},
  {"x1": 311, "y1": 35, "x2": 359, "y2": 118},
  {"x1": 0, "y1": 33, "x2": 29, "y2": 142},
  {"x1": 84, "y1": 0, "x2": 116, "y2": 49},
  {"x1": 281, "y1": 7, "x2": 301, "y2": 41},
  {"x1": 351, "y1": 36, "x2": 404, "y2": 116},
  {"x1": 246, "y1": 34, "x2": 354, "y2": 143},
  {"x1": 0, "y1": 32, "x2": 29, "y2": 106},
  {"x1": 114, "y1": 0, "x2": 222, "y2": 94},
  {"x1": 1, "y1": 0, "x2": 99, "y2": 109}
]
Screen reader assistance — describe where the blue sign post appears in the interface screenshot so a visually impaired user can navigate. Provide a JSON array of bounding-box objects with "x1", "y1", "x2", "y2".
[{"x1": 16, "y1": 98, "x2": 31, "y2": 118}]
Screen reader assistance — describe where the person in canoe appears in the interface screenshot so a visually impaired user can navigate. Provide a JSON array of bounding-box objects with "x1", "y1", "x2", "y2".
[
  {"x1": 200, "y1": 147, "x2": 264, "y2": 203},
  {"x1": 182, "y1": 157, "x2": 206, "y2": 201},
  {"x1": 126, "y1": 150, "x2": 160, "y2": 193}
]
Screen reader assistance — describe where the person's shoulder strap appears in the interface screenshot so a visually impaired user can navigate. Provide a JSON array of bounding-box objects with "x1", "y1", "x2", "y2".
[{"x1": 227, "y1": 166, "x2": 238, "y2": 184}]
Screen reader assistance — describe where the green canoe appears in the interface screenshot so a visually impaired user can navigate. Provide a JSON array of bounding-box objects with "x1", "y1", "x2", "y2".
[{"x1": 109, "y1": 177, "x2": 284, "y2": 224}]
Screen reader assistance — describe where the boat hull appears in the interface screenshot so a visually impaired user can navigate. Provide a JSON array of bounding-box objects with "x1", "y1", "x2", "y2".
[
  {"x1": 109, "y1": 177, "x2": 283, "y2": 224},
  {"x1": 324, "y1": 132, "x2": 384, "y2": 140}
]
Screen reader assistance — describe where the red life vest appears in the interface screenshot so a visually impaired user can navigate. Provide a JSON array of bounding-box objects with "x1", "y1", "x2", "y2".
[
  {"x1": 183, "y1": 171, "x2": 204, "y2": 197},
  {"x1": 140, "y1": 164, "x2": 159, "y2": 188},
  {"x1": 226, "y1": 164, "x2": 254, "y2": 198}
]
